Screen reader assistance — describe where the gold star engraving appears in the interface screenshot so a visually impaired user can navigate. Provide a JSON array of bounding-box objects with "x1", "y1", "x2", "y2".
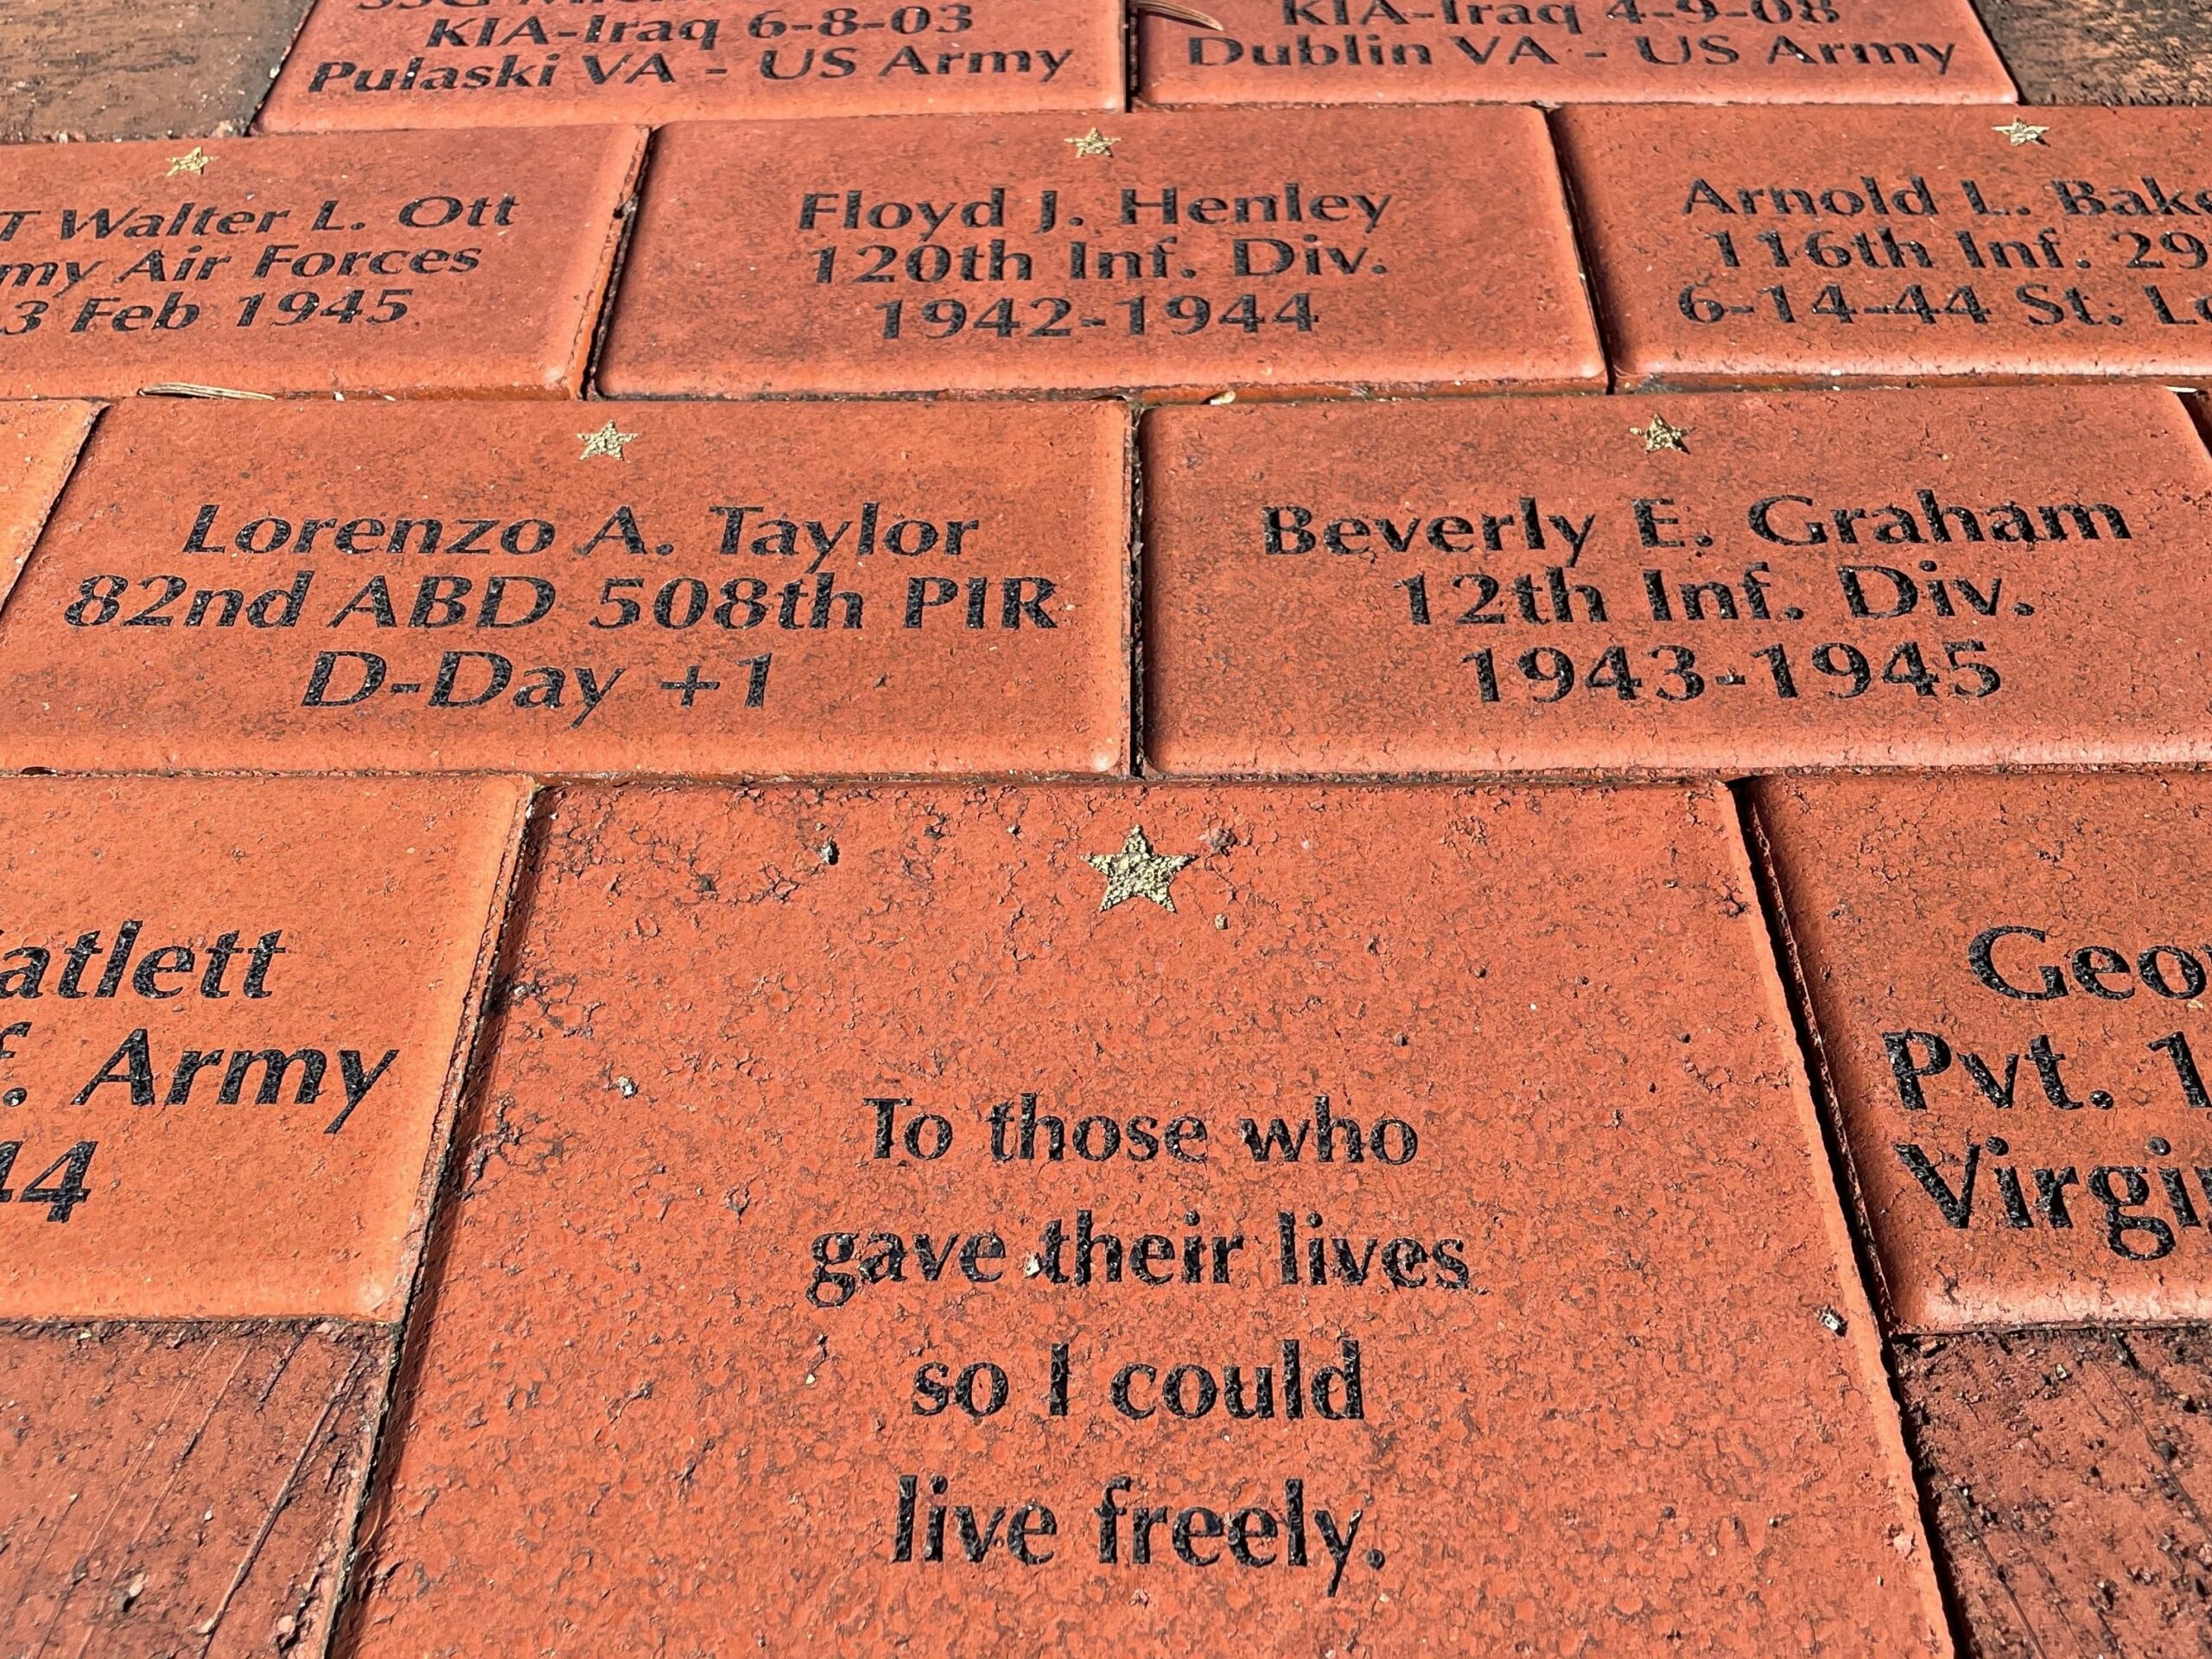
[
  {"x1": 166, "y1": 146, "x2": 212, "y2": 176},
  {"x1": 1994, "y1": 118, "x2": 2049, "y2": 147},
  {"x1": 1067, "y1": 128, "x2": 1119, "y2": 159},
  {"x1": 1630, "y1": 414, "x2": 1689, "y2": 453},
  {"x1": 1087, "y1": 827, "x2": 1192, "y2": 913},
  {"x1": 577, "y1": 419, "x2": 639, "y2": 461}
]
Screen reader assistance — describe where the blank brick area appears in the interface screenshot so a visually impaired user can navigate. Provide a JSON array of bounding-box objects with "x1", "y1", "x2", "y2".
[{"x1": 0, "y1": 401, "x2": 95, "y2": 606}]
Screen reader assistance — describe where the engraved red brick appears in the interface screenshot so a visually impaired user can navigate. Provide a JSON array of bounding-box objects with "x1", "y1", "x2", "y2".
[
  {"x1": 1757, "y1": 772, "x2": 2212, "y2": 1330},
  {"x1": 1138, "y1": 0, "x2": 2012, "y2": 108},
  {"x1": 0, "y1": 400, "x2": 95, "y2": 607},
  {"x1": 261, "y1": 0, "x2": 1120, "y2": 130},
  {"x1": 0, "y1": 776, "x2": 527, "y2": 1320},
  {"x1": 0, "y1": 1321, "x2": 388, "y2": 1659},
  {"x1": 1557, "y1": 104, "x2": 2212, "y2": 387},
  {"x1": 0, "y1": 130, "x2": 640, "y2": 399},
  {"x1": 344, "y1": 783, "x2": 1941, "y2": 1656},
  {"x1": 0, "y1": 399, "x2": 1128, "y2": 776},
  {"x1": 1143, "y1": 386, "x2": 2212, "y2": 777},
  {"x1": 596, "y1": 108, "x2": 1603, "y2": 398}
]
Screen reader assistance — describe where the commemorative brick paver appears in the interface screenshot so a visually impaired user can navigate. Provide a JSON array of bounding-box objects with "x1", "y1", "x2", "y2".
[
  {"x1": 0, "y1": 129, "x2": 641, "y2": 398},
  {"x1": 0, "y1": 1320, "x2": 389, "y2": 1659},
  {"x1": 0, "y1": 776, "x2": 527, "y2": 1320},
  {"x1": 0, "y1": 400, "x2": 96, "y2": 607},
  {"x1": 342, "y1": 783, "x2": 1941, "y2": 1656},
  {"x1": 1557, "y1": 104, "x2": 2212, "y2": 386},
  {"x1": 0, "y1": 399, "x2": 1130, "y2": 776},
  {"x1": 1142, "y1": 387, "x2": 2212, "y2": 777},
  {"x1": 1138, "y1": 0, "x2": 2012, "y2": 107},
  {"x1": 1758, "y1": 772, "x2": 2212, "y2": 1330},
  {"x1": 596, "y1": 108, "x2": 1603, "y2": 398},
  {"x1": 262, "y1": 0, "x2": 1121, "y2": 130}
]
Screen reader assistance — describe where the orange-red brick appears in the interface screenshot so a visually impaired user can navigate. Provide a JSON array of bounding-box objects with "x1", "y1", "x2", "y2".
[
  {"x1": 1559, "y1": 105, "x2": 2212, "y2": 386},
  {"x1": 0, "y1": 130, "x2": 639, "y2": 398},
  {"x1": 1138, "y1": 0, "x2": 2012, "y2": 108},
  {"x1": 0, "y1": 399, "x2": 1129, "y2": 776},
  {"x1": 345, "y1": 783, "x2": 1941, "y2": 1656},
  {"x1": 262, "y1": 0, "x2": 1121, "y2": 130},
  {"x1": 0, "y1": 776, "x2": 526, "y2": 1320},
  {"x1": 1144, "y1": 388, "x2": 2212, "y2": 777},
  {"x1": 598, "y1": 109, "x2": 1602, "y2": 398}
]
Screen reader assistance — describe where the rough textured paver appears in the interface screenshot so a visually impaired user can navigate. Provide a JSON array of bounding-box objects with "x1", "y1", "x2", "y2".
[
  {"x1": 343, "y1": 783, "x2": 1942, "y2": 1657},
  {"x1": 0, "y1": 1319, "x2": 389, "y2": 1659},
  {"x1": 1558, "y1": 104, "x2": 2212, "y2": 387},
  {"x1": 0, "y1": 129, "x2": 641, "y2": 398},
  {"x1": 263, "y1": 0, "x2": 1121, "y2": 130},
  {"x1": 0, "y1": 776, "x2": 527, "y2": 1320},
  {"x1": 1143, "y1": 387, "x2": 2212, "y2": 776},
  {"x1": 0, "y1": 399, "x2": 97, "y2": 607},
  {"x1": 1140, "y1": 0, "x2": 2013, "y2": 107},
  {"x1": 1898, "y1": 1328, "x2": 2212, "y2": 1658},
  {"x1": 1758, "y1": 772, "x2": 2212, "y2": 1330},
  {"x1": 1973, "y1": 0, "x2": 2212, "y2": 105},
  {"x1": 597, "y1": 108, "x2": 1603, "y2": 398},
  {"x1": 0, "y1": 0, "x2": 313, "y2": 143},
  {"x1": 0, "y1": 398, "x2": 1130, "y2": 776}
]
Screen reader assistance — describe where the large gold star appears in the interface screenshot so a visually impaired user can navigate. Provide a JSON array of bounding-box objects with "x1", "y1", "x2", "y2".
[
  {"x1": 577, "y1": 419, "x2": 639, "y2": 460},
  {"x1": 1087, "y1": 827, "x2": 1192, "y2": 913},
  {"x1": 1630, "y1": 414, "x2": 1688, "y2": 453},
  {"x1": 1993, "y1": 118, "x2": 2049, "y2": 147},
  {"x1": 1067, "y1": 128, "x2": 1119, "y2": 159},
  {"x1": 167, "y1": 146, "x2": 212, "y2": 176}
]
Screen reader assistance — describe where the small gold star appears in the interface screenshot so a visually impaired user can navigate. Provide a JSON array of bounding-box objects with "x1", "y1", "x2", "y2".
[
  {"x1": 577, "y1": 419, "x2": 639, "y2": 461},
  {"x1": 1994, "y1": 118, "x2": 2049, "y2": 147},
  {"x1": 1630, "y1": 414, "x2": 1689, "y2": 453},
  {"x1": 1087, "y1": 827, "x2": 1192, "y2": 913},
  {"x1": 167, "y1": 146, "x2": 212, "y2": 176},
  {"x1": 1067, "y1": 128, "x2": 1119, "y2": 159}
]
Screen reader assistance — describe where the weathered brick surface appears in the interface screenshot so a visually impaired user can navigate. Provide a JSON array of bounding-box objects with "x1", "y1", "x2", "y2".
[
  {"x1": 0, "y1": 0, "x2": 313, "y2": 143},
  {"x1": 1973, "y1": 0, "x2": 2212, "y2": 105},
  {"x1": 0, "y1": 1320, "x2": 389, "y2": 1659},
  {"x1": 1898, "y1": 1328, "x2": 2212, "y2": 1658},
  {"x1": 0, "y1": 400, "x2": 97, "y2": 608}
]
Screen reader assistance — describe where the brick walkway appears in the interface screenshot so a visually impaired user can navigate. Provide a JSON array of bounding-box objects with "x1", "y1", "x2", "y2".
[{"x1": 1, "y1": 3, "x2": 2209, "y2": 1655}]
